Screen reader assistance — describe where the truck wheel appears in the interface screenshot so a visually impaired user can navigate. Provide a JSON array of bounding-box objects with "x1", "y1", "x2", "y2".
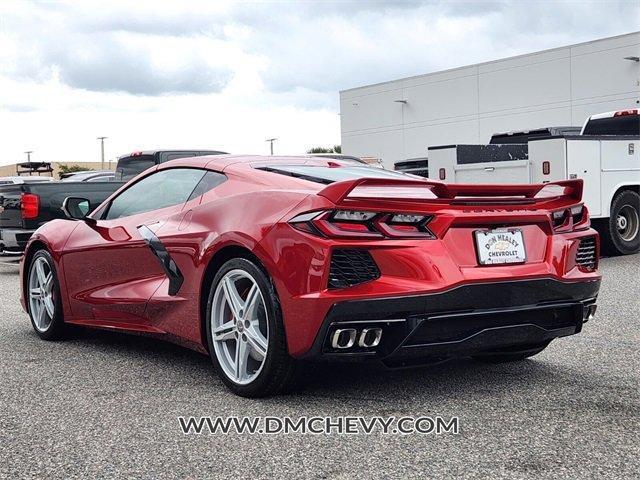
[{"x1": 604, "y1": 190, "x2": 640, "y2": 255}]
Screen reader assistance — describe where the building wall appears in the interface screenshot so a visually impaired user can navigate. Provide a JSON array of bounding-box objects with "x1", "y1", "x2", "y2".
[
  {"x1": 340, "y1": 32, "x2": 640, "y2": 168},
  {"x1": 0, "y1": 162, "x2": 113, "y2": 179}
]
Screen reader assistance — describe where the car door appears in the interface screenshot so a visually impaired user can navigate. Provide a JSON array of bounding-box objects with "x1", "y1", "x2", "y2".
[{"x1": 61, "y1": 168, "x2": 207, "y2": 326}]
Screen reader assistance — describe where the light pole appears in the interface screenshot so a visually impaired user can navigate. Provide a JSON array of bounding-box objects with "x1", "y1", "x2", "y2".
[
  {"x1": 97, "y1": 137, "x2": 107, "y2": 169},
  {"x1": 266, "y1": 138, "x2": 277, "y2": 156}
]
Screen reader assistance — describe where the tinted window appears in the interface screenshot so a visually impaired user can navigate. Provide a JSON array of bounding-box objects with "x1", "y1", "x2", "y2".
[
  {"x1": 160, "y1": 151, "x2": 228, "y2": 163},
  {"x1": 187, "y1": 171, "x2": 227, "y2": 201},
  {"x1": 115, "y1": 155, "x2": 156, "y2": 181},
  {"x1": 583, "y1": 115, "x2": 640, "y2": 136},
  {"x1": 165, "y1": 152, "x2": 199, "y2": 162},
  {"x1": 105, "y1": 168, "x2": 206, "y2": 220}
]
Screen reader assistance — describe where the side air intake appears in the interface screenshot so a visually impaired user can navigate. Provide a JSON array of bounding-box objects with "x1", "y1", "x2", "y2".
[
  {"x1": 576, "y1": 236, "x2": 597, "y2": 270},
  {"x1": 328, "y1": 249, "x2": 380, "y2": 289}
]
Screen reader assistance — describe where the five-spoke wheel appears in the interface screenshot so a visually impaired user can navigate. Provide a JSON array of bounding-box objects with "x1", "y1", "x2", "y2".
[
  {"x1": 211, "y1": 269, "x2": 269, "y2": 385},
  {"x1": 206, "y1": 257, "x2": 297, "y2": 397},
  {"x1": 27, "y1": 250, "x2": 65, "y2": 339},
  {"x1": 28, "y1": 256, "x2": 56, "y2": 332}
]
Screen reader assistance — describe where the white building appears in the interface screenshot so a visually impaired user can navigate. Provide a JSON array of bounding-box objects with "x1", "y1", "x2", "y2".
[{"x1": 340, "y1": 32, "x2": 640, "y2": 168}]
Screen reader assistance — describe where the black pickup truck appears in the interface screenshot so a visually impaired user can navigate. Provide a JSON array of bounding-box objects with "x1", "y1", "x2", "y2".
[{"x1": 0, "y1": 149, "x2": 226, "y2": 253}]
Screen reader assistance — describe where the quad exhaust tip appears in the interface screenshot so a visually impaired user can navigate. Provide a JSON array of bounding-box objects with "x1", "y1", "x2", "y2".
[
  {"x1": 331, "y1": 328, "x2": 382, "y2": 349},
  {"x1": 585, "y1": 304, "x2": 597, "y2": 322}
]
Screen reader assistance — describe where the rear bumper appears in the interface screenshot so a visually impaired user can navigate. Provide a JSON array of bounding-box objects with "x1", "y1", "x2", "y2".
[
  {"x1": 0, "y1": 228, "x2": 34, "y2": 252},
  {"x1": 301, "y1": 278, "x2": 600, "y2": 366}
]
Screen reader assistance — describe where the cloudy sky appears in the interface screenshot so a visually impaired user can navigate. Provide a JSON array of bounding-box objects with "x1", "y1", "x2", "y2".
[{"x1": 0, "y1": 0, "x2": 638, "y2": 166}]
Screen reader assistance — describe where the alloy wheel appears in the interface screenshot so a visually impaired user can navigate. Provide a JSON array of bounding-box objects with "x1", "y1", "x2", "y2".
[
  {"x1": 211, "y1": 269, "x2": 269, "y2": 385},
  {"x1": 28, "y1": 256, "x2": 55, "y2": 332}
]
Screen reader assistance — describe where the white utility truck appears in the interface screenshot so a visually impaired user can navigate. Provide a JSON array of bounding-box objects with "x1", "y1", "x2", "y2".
[{"x1": 428, "y1": 109, "x2": 640, "y2": 255}]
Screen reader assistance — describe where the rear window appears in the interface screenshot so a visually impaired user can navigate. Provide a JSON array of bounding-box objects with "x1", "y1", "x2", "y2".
[
  {"x1": 258, "y1": 165, "x2": 411, "y2": 184},
  {"x1": 583, "y1": 115, "x2": 640, "y2": 136},
  {"x1": 115, "y1": 155, "x2": 156, "y2": 181},
  {"x1": 160, "y1": 151, "x2": 228, "y2": 163},
  {"x1": 491, "y1": 127, "x2": 582, "y2": 144}
]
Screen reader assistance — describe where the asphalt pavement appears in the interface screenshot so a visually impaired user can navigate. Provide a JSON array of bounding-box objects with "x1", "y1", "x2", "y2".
[{"x1": 1, "y1": 255, "x2": 638, "y2": 479}]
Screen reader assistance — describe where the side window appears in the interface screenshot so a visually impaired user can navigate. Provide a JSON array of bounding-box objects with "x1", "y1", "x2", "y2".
[
  {"x1": 115, "y1": 155, "x2": 156, "y2": 181},
  {"x1": 164, "y1": 153, "x2": 195, "y2": 162},
  {"x1": 104, "y1": 169, "x2": 206, "y2": 220},
  {"x1": 187, "y1": 171, "x2": 227, "y2": 201}
]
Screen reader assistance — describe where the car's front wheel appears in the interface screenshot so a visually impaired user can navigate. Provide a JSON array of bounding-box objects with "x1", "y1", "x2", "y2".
[
  {"x1": 205, "y1": 257, "x2": 297, "y2": 397},
  {"x1": 27, "y1": 250, "x2": 67, "y2": 340}
]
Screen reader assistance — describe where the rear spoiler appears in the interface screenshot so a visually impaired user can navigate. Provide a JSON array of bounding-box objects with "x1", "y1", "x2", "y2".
[{"x1": 318, "y1": 178, "x2": 583, "y2": 207}]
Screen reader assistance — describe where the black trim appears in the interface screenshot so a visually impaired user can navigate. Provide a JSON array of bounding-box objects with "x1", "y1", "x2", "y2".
[
  {"x1": 427, "y1": 144, "x2": 457, "y2": 151},
  {"x1": 302, "y1": 278, "x2": 600, "y2": 364},
  {"x1": 529, "y1": 135, "x2": 640, "y2": 142},
  {"x1": 328, "y1": 249, "x2": 381, "y2": 289},
  {"x1": 137, "y1": 225, "x2": 184, "y2": 296},
  {"x1": 426, "y1": 144, "x2": 529, "y2": 164}
]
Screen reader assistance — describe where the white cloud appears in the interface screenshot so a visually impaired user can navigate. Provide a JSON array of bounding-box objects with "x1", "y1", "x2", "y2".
[{"x1": 0, "y1": 0, "x2": 637, "y2": 165}]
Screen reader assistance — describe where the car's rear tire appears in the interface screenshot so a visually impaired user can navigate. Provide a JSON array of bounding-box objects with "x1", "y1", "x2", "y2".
[
  {"x1": 472, "y1": 341, "x2": 551, "y2": 364},
  {"x1": 27, "y1": 250, "x2": 67, "y2": 340},
  {"x1": 205, "y1": 257, "x2": 297, "y2": 397},
  {"x1": 602, "y1": 190, "x2": 640, "y2": 255}
]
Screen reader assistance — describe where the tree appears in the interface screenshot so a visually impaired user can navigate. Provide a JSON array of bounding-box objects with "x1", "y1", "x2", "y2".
[
  {"x1": 58, "y1": 164, "x2": 92, "y2": 174},
  {"x1": 306, "y1": 145, "x2": 342, "y2": 154},
  {"x1": 57, "y1": 164, "x2": 92, "y2": 179}
]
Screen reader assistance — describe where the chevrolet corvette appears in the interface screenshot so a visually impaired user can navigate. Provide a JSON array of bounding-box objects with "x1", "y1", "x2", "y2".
[{"x1": 20, "y1": 155, "x2": 601, "y2": 397}]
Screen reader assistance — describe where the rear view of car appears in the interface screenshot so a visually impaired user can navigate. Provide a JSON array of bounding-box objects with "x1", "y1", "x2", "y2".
[
  {"x1": 257, "y1": 167, "x2": 601, "y2": 370},
  {"x1": 18, "y1": 156, "x2": 601, "y2": 397}
]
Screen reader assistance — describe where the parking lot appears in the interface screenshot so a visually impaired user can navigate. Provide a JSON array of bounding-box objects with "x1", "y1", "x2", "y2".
[{"x1": 0, "y1": 255, "x2": 638, "y2": 479}]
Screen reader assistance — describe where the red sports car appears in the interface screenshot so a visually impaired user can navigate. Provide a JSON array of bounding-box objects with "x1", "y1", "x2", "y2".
[{"x1": 20, "y1": 155, "x2": 601, "y2": 397}]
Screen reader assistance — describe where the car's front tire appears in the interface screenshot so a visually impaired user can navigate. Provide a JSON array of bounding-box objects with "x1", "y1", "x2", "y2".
[
  {"x1": 27, "y1": 250, "x2": 67, "y2": 340},
  {"x1": 205, "y1": 257, "x2": 297, "y2": 397}
]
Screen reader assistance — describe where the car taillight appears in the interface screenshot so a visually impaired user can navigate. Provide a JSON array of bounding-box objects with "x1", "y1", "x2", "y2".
[
  {"x1": 21, "y1": 193, "x2": 40, "y2": 219},
  {"x1": 289, "y1": 210, "x2": 435, "y2": 239},
  {"x1": 551, "y1": 204, "x2": 589, "y2": 232}
]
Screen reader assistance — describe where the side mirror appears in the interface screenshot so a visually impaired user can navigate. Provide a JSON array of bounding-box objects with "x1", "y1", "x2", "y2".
[{"x1": 62, "y1": 197, "x2": 93, "y2": 222}]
